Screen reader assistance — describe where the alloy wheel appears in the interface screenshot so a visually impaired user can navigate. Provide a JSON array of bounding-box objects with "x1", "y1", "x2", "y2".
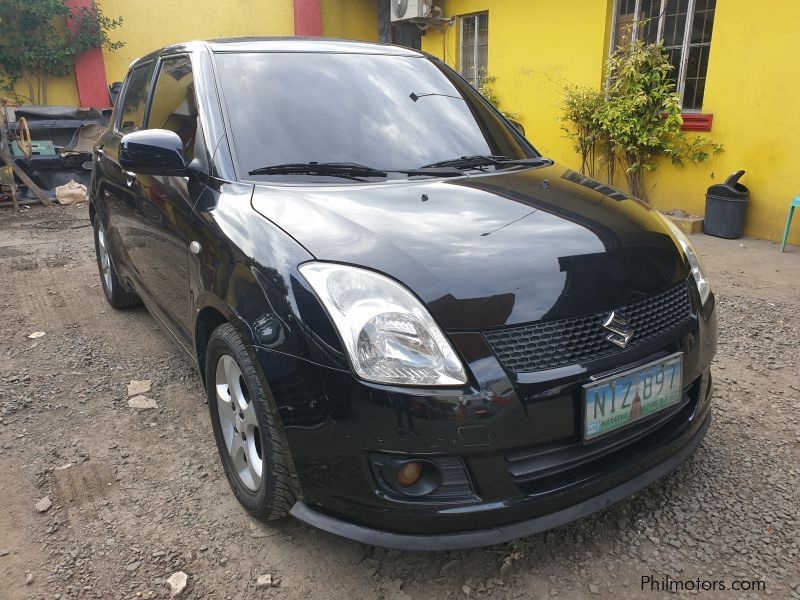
[
  {"x1": 215, "y1": 354, "x2": 263, "y2": 491},
  {"x1": 96, "y1": 225, "x2": 113, "y2": 293}
]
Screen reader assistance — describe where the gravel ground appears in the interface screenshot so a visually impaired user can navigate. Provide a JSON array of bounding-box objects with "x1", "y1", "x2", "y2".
[{"x1": 0, "y1": 205, "x2": 798, "y2": 600}]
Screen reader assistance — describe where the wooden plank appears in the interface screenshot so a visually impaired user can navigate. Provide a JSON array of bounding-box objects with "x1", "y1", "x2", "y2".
[
  {"x1": 8, "y1": 156, "x2": 53, "y2": 206},
  {"x1": 0, "y1": 198, "x2": 40, "y2": 207},
  {"x1": 0, "y1": 107, "x2": 20, "y2": 210},
  {"x1": 6, "y1": 118, "x2": 101, "y2": 130},
  {"x1": 0, "y1": 106, "x2": 52, "y2": 208}
]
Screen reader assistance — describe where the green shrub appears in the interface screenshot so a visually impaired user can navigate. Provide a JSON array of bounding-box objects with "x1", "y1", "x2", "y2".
[
  {"x1": 562, "y1": 40, "x2": 721, "y2": 200},
  {"x1": 561, "y1": 85, "x2": 605, "y2": 179},
  {"x1": 0, "y1": 0, "x2": 124, "y2": 104}
]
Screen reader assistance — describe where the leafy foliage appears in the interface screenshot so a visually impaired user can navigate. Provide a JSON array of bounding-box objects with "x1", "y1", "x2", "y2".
[
  {"x1": 560, "y1": 85, "x2": 605, "y2": 179},
  {"x1": 0, "y1": 0, "x2": 123, "y2": 104},
  {"x1": 561, "y1": 40, "x2": 722, "y2": 200}
]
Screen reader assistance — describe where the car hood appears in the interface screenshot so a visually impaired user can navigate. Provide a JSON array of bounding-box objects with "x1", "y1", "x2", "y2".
[{"x1": 251, "y1": 164, "x2": 688, "y2": 330}]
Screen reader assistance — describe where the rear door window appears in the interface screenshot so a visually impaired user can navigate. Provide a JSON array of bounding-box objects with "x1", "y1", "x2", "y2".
[{"x1": 118, "y1": 61, "x2": 156, "y2": 134}]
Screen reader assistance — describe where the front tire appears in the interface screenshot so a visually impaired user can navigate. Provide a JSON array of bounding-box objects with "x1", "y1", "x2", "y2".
[
  {"x1": 93, "y1": 218, "x2": 140, "y2": 309},
  {"x1": 206, "y1": 323, "x2": 297, "y2": 520}
]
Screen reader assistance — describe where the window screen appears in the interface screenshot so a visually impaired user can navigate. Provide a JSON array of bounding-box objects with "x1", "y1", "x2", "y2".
[
  {"x1": 460, "y1": 13, "x2": 488, "y2": 86},
  {"x1": 612, "y1": 0, "x2": 716, "y2": 111}
]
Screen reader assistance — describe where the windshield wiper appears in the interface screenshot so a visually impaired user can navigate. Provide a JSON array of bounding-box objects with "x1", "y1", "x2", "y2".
[
  {"x1": 422, "y1": 155, "x2": 550, "y2": 171},
  {"x1": 248, "y1": 162, "x2": 464, "y2": 180},
  {"x1": 393, "y1": 166, "x2": 464, "y2": 177},
  {"x1": 248, "y1": 162, "x2": 388, "y2": 179}
]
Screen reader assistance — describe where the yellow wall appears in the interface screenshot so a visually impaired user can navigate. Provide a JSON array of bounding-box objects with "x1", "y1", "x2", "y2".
[
  {"x1": 650, "y1": 1, "x2": 800, "y2": 244},
  {"x1": 33, "y1": 0, "x2": 377, "y2": 101},
  {"x1": 98, "y1": 0, "x2": 379, "y2": 85},
  {"x1": 97, "y1": 0, "x2": 296, "y2": 84},
  {"x1": 422, "y1": 0, "x2": 610, "y2": 162},
  {"x1": 423, "y1": 0, "x2": 800, "y2": 244},
  {"x1": 13, "y1": 75, "x2": 80, "y2": 106},
  {"x1": 321, "y1": 0, "x2": 379, "y2": 41}
]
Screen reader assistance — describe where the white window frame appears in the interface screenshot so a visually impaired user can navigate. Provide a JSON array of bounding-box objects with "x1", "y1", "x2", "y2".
[
  {"x1": 459, "y1": 13, "x2": 487, "y2": 87},
  {"x1": 609, "y1": 0, "x2": 712, "y2": 112}
]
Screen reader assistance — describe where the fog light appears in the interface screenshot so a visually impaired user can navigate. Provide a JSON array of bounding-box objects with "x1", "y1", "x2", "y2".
[
  {"x1": 396, "y1": 461, "x2": 423, "y2": 487},
  {"x1": 369, "y1": 454, "x2": 474, "y2": 500}
]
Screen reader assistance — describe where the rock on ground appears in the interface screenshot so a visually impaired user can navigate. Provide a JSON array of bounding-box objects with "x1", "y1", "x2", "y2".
[
  {"x1": 167, "y1": 571, "x2": 188, "y2": 597},
  {"x1": 127, "y1": 379, "x2": 152, "y2": 396},
  {"x1": 256, "y1": 574, "x2": 273, "y2": 588},
  {"x1": 34, "y1": 497, "x2": 51, "y2": 513},
  {"x1": 127, "y1": 395, "x2": 158, "y2": 410}
]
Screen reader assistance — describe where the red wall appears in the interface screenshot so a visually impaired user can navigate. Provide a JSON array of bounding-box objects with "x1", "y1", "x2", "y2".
[
  {"x1": 293, "y1": 0, "x2": 322, "y2": 36},
  {"x1": 65, "y1": 0, "x2": 111, "y2": 108}
]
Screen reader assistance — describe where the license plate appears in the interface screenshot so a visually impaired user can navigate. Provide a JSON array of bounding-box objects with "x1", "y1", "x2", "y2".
[{"x1": 583, "y1": 353, "x2": 683, "y2": 441}]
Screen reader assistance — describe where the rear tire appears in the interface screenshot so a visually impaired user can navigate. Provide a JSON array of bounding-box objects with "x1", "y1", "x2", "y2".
[
  {"x1": 205, "y1": 323, "x2": 297, "y2": 521},
  {"x1": 93, "y1": 218, "x2": 140, "y2": 309}
]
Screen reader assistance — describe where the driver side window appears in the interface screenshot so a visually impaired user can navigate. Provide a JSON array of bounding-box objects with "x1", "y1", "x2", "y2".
[
  {"x1": 118, "y1": 62, "x2": 156, "y2": 134},
  {"x1": 147, "y1": 56, "x2": 198, "y2": 161}
]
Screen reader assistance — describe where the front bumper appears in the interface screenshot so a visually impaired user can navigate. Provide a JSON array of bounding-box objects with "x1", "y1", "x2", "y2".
[
  {"x1": 253, "y1": 288, "x2": 717, "y2": 549},
  {"x1": 290, "y1": 407, "x2": 711, "y2": 550}
]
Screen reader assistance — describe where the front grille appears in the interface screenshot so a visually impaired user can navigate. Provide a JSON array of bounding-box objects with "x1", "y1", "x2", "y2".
[{"x1": 484, "y1": 281, "x2": 693, "y2": 373}]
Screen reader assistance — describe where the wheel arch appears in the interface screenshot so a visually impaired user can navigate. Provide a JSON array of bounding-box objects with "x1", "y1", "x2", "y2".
[
  {"x1": 193, "y1": 296, "x2": 256, "y2": 387},
  {"x1": 195, "y1": 304, "x2": 228, "y2": 385}
]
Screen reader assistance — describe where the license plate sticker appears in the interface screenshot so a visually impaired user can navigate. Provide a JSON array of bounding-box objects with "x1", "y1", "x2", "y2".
[{"x1": 583, "y1": 353, "x2": 683, "y2": 441}]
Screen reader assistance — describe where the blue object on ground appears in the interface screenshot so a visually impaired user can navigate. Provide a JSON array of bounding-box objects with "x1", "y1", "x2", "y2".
[{"x1": 780, "y1": 196, "x2": 800, "y2": 252}]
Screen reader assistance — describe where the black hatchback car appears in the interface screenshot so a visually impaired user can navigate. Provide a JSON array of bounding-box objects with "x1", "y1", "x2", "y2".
[{"x1": 89, "y1": 38, "x2": 716, "y2": 550}]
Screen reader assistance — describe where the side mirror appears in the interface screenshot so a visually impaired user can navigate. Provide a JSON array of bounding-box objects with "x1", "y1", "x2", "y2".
[
  {"x1": 508, "y1": 119, "x2": 526, "y2": 137},
  {"x1": 109, "y1": 81, "x2": 123, "y2": 106},
  {"x1": 120, "y1": 129, "x2": 188, "y2": 175}
]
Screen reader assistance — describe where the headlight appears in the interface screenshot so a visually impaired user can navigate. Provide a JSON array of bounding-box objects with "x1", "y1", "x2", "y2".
[
  {"x1": 298, "y1": 262, "x2": 468, "y2": 386},
  {"x1": 662, "y1": 218, "x2": 711, "y2": 306}
]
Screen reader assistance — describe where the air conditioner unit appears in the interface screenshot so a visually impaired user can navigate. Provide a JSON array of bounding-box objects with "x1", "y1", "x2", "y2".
[{"x1": 391, "y1": 0, "x2": 433, "y2": 22}]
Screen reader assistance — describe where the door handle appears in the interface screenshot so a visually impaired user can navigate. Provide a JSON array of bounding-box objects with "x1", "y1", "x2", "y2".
[
  {"x1": 189, "y1": 240, "x2": 201, "y2": 255},
  {"x1": 125, "y1": 171, "x2": 137, "y2": 187}
]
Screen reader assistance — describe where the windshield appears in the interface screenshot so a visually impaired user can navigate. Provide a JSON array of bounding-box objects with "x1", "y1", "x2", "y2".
[{"x1": 214, "y1": 51, "x2": 537, "y2": 183}]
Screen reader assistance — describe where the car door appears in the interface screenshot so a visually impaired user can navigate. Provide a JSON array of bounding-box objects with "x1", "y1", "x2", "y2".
[
  {"x1": 95, "y1": 60, "x2": 157, "y2": 284},
  {"x1": 123, "y1": 55, "x2": 200, "y2": 347}
]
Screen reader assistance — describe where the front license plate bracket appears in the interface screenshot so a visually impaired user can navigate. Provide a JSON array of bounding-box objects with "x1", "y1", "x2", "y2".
[{"x1": 582, "y1": 352, "x2": 683, "y2": 442}]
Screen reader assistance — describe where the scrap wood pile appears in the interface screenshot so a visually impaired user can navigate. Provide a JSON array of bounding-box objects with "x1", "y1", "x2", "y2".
[{"x1": 1, "y1": 99, "x2": 109, "y2": 209}]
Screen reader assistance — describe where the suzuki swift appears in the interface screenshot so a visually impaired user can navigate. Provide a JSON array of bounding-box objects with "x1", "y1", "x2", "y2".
[{"x1": 89, "y1": 38, "x2": 717, "y2": 550}]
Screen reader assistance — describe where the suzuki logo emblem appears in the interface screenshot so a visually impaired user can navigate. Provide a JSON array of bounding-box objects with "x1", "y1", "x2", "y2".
[{"x1": 603, "y1": 311, "x2": 635, "y2": 349}]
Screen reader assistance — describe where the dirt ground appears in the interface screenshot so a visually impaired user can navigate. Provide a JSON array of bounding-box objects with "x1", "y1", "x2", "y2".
[{"x1": 0, "y1": 204, "x2": 798, "y2": 600}]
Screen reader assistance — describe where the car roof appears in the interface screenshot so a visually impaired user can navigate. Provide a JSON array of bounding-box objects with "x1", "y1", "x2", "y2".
[
  {"x1": 206, "y1": 36, "x2": 424, "y2": 55},
  {"x1": 129, "y1": 36, "x2": 425, "y2": 69}
]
